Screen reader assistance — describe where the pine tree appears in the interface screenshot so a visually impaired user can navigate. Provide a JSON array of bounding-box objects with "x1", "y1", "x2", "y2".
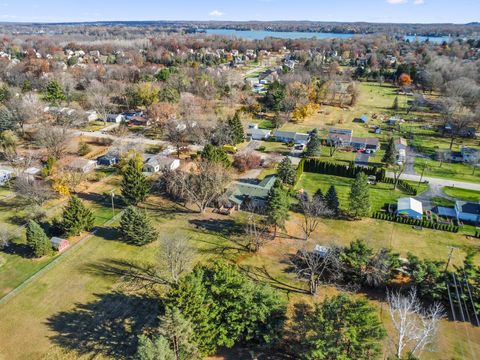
[
  {"x1": 227, "y1": 111, "x2": 245, "y2": 145},
  {"x1": 325, "y1": 185, "x2": 340, "y2": 215},
  {"x1": 277, "y1": 157, "x2": 296, "y2": 185},
  {"x1": 26, "y1": 220, "x2": 51, "y2": 257},
  {"x1": 59, "y1": 195, "x2": 95, "y2": 237},
  {"x1": 159, "y1": 307, "x2": 200, "y2": 360},
  {"x1": 201, "y1": 144, "x2": 230, "y2": 167},
  {"x1": 266, "y1": 180, "x2": 290, "y2": 237},
  {"x1": 314, "y1": 188, "x2": 325, "y2": 203},
  {"x1": 392, "y1": 96, "x2": 399, "y2": 111},
  {"x1": 349, "y1": 172, "x2": 371, "y2": 218},
  {"x1": 121, "y1": 158, "x2": 150, "y2": 205},
  {"x1": 119, "y1": 206, "x2": 157, "y2": 245},
  {"x1": 382, "y1": 137, "x2": 397, "y2": 165},
  {"x1": 305, "y1": 129, "x2": 322, "y2": 157},
  {"x1": 136, "y1": 335, "x2": 175, "y2": 360},
  {"x1": 44, "y1": 80, "x2": 66, "y2": 105}
]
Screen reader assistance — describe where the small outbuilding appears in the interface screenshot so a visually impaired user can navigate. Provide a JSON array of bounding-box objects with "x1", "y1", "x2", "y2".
[
  {"x1": 396, "y1": 197, "x2": 423, "y2": 219},
  {"x1": 359, "y1": 114, "x2": 368, "y2": 123},
  {"x1": 50, "y1": 237, "x2": 70, "y2": 252}
]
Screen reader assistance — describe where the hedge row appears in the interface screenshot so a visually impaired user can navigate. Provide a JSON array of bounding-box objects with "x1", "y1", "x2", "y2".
[
  {"x1": 372, "y1": 212, "x2": 459, "y2": 233},
  {"x1": 302, "y1": 159, "x2": 385, "y2": 181},
  {"x1": 382, "y1": 177, "x2": 418, "y2": 196}
]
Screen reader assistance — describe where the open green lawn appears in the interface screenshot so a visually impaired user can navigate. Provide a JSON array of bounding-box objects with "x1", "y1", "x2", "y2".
[
  {"x1": 80, "y1": 121, "x2": 107, "y2": 132},
  {"x1": 443, "y1": 186, "x2": 480, "y2": 202},
  {"x1": 414, "y1": 158, "x2": 480, "y2": 183},
  {"x1": 296, "y1": 172, "x2": 427, "y2": 212},
  {"x1": 0, "y1": 197, "x2": 242, "y2": 359}
]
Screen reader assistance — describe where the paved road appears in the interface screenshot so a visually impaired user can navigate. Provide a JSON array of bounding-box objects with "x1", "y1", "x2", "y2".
[{"x1": 387, "y1": 172, "x2": 480, "y2": 191}]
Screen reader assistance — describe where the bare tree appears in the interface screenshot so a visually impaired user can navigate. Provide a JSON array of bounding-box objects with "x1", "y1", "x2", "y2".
[
  {"x1": 244, "y1": 205, "x2": 271, "y2": 252},
  {"x1": 391, "y1": 161, "x2": 407, "y2": 190},
  {"x1": 87, "y1": 80, "x2": 112, "y2": 123},
  {"x1": 161, "y1": 161, "x2": 230, "y2": 213},
  {"x1": 12, "y1": 176, "x2": 55, "y2": 206},
  {"x1": 157, "y1": 231, "x2": 195, "y2": 284},
  {"x1": 0, "y1": 226, "x2": 13, "y2": 249},
  {"x1": 289, "y1": 246, "x2": 343, "y2": 295},
  {"x1": 387, "y1": 288, "x2": 444, "y2": 359},
  {"x1": 35, "y1": 126, "x2": 71, "y2": 160},
  {"x1": 298, "y1": 193, "x2": 333, "y2": 240}
]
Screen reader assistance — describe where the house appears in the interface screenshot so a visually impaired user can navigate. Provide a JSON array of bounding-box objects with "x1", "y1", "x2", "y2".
[
  {"x1": 97, "y1": 153, "x2": 120, "y2": 166},
  {"x1": 273, "y1": 130, "x2": 310, "y2": 144},
  {"x1": 226, "y1": 175, "x2": 277, "y2": 210},
  {"x1": 66, "y1": 158, "x2": 97, "y2": 173},
  {"x1": 143, "y1": 156, "x2": 180, "y2": 173},
  {"x1": 50, "y1": 237, "x2": 70, "y2": 252},
  {"x1": 396, "y1": 197, "x2": 423, "y2": 219},
  {"x1": 387, "y1": 117, "x2": 399, "y2": 126},
  {"x1": 106, "y1": 114, "x2": 125, "y2": 123},
  {"x1": 397, "y1": 149, "x2": 406, "y2": 163},
  {"x1": 443, "y1": 123, "x2": 477, "y2": 138},
  {"x1": 455, "y1": 201, "x2": 480, "y2": 224},
  {"x1": 444, "y1": 147, "x2": 480, "y2": 164},
  {"x1": 23, "y1": 167, "x2": 41, "y2": 180},
  {"x1": 129, "y1": 116, "x2": 151, "y2": 126},
  {"x1": 245, "y1": 78, "x2": 260, "y2": 87},
  {"x1": 85, "y1": 110, "x2": 98, "y2": 122},
  {"x1": 395, "y1": 138, "x2": 408, "y2": 152},
  {"x1": 247, "y1": 128, "x2": 271, "y2": 140},
  {"x1": 123, "y1": 111, "x2": 144, "y2": 121},
  {"x1": 350, "y1": 137, "x2": 380, "y2": 152},
  {"x1": 0, "y1": 168, "x2": 13, "y2": 186},
  {"x1": 327, "y1": 128, "x2": 353, "y2": 146}
]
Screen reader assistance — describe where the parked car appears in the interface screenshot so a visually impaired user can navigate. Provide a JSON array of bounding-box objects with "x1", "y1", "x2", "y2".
[
  {"x1": 367, "y1": 175, "x2": 377, "y2": 185},
  {"x1": 294, "y1": 144, "x2": 305, "y2": 150}
]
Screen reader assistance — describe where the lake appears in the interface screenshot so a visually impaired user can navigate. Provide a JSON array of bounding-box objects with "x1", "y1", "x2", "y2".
[{"x1": 204, "y1": 29, "x2": 450, "y2": 43}]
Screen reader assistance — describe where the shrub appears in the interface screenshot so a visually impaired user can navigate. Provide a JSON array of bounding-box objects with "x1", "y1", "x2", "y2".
[{"x1": 233, "y1": 153, "x2": 262, "y2": 172}]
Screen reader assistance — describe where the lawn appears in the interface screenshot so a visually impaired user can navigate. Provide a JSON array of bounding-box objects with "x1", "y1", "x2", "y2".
[
  {"x1": 0, "y1": 196, "x2": 243, "y2": 359},
  {"x1": 296, "y1": 172, "x2": 426, "y2": 212},
  {"x1": 414, "y1": 157, "x2": 480, "y2": 183},
  {"x1": 80, "y1": 121, "x2": 108, "y2": 132},
  {"x1": 443, "y1": 186, "x2": 480, "y2": 202}
]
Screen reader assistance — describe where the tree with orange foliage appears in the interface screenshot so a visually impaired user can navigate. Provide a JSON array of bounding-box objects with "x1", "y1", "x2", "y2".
[{"x1": 398, "y1": 73, "x2": 412, "y2": 87}]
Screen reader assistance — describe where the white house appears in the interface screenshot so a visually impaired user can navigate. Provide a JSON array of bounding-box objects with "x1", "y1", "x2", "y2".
[
  {"x1": 85, "y1": 110, "x2": 98, "y2": 122},
  {"x1": 247, "y1": 128, "x2": 271, "y2": 140},
  {"x1": 66, "y1": 158, "x2": 97, "y2": 173},
  {"x1": 106, "y1": 114, "x2": 125, "y2": 123},
  {"x1": 0, "y1": 169, "x2": 13, "y2": 186},
  {"x1": 143, "y1": 156, "x2": 180, "y2": 173}
]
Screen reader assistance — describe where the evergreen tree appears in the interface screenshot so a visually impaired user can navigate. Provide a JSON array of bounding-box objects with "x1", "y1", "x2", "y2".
[
  {"x1": 349, "y1": 172, "x2": 371, "y2": 218},
  {"x1": 136, "y1": 335, "x2": 175, "y2": 360},
  {"x1": 325, "y1": 185, "x2": 340, "y2": 215},
  {"x1": 201, "y1": 144, "x2": 230, "y2": 167},
  {"x1": 0, "y1": 107, "x2": 18, "y2": 132},
  {"x1": 392, "y1": 96, "x2": 399, "y2": 111},
  {"x1": 119, "y1": 206, "x2": 158, "y2": 245},
  {"x1": 26, "y1": 220, "x2": 51, "y2": 257},
  {"x1": 297, "y1": 294, "x2": 385, "y2": 360},
  {"x1": 44, "y1": 80, "x2": 66, "y2": 105},
  {"x1": 382, "y1": 137, "x2": 397, "y2": 165},
  {"x1": 313, "y1": 188, "x2": 325, "y2": 203},
  {"x1": 227, "y1": 111, "x2": 244, "y2": 145},
  {"x1": 159, "y1": 307, "x2": 200, "y2": 360},
  {"x1": 165, "y1": 261, "x2": 286, "y2": 356},
  {"x1": 59, "y1": 195, "x2": 95, "y2": 237},
  {"x1": 305, "y1": 129, "x2": 322, "y2": 157},
  {"x1": 121, "y1": 158, "x2": 150, "y2": 205},
  {"x1": 266, "y1": 180, "x2": 290, "y2": 237},
  {"x1": 277, "y1": 157, "x2": 296, "y2": 185}
]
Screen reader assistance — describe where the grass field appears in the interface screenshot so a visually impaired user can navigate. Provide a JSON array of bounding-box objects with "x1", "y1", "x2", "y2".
[
  {"x1": 296, "y1": 172, "x2": 427, "y2": 212},
  {"x1": 443, "y1": 186, "x2": 480, "y2": 202},
  {"x1": 414, "y1": 158, "x2": 480, "y2": 183}
]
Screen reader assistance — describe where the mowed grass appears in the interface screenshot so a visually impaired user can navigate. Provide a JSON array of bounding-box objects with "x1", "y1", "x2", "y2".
[
  {"x1": 0, "y1": 196, "x2": 244, "y2": 360},
  {"x1": 443, "y1": 186, "x2": 480, "y2": 202},
  {"x1": 296, "y1": 172, "x2": 426, "y2": 212},
  {"x1": 414, "y1": 157, "x2": 480, "y2": 183}
]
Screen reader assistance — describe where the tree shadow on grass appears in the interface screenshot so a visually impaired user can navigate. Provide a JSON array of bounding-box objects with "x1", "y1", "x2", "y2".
[
  {"x1": 46, "y1": 292, "x2": 160, "y2": 359},
  {"x1": 94, "y1": 226, "x2": 121, "y2": 241},
  {"x1": 239, "y1": 264, "x2": 308, "y2": 295},
  {"x1": 189, "y1": 218, "x2": 244, "y2": 237}
]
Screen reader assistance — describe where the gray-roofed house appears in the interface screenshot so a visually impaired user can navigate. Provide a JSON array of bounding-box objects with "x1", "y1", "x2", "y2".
[
  {"x1": 247, "y1": 128, "x2": 271, "y2": 140},
  {"x1": 143, "y1": 156, "x2": 180, "y2": 173},
  {"x1": 273, "y1": 130, "x2": 310, "y2": 144},
  {"x1": 66, "y1": 158, "x2": 97, "y2": 173},
  {"x1": 226, "y1": 175, "x2": 277, "y2": 210},
  {"x1": 455, "y1": 201, "x2": 480, "y2": 224},
  {"x1": 97, "y1": 153, "x2": 120, "y2": 166},
  {"x1": 327, "y1": 128, "x2": 353, "y2": 147}
]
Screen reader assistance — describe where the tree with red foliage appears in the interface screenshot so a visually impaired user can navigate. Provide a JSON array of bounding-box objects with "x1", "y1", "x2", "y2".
[{"x1": 233, "y1": 153, "x2": 262, "y2": 172}]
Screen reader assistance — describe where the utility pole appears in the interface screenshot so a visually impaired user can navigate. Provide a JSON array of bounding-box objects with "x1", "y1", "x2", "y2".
[
  {"x1": 419, "y1": 162, "x2": 427, "y2": 185},
  {"x1": 445, "y1": 246, "x2": 456, "y2": 272},
  {"x1": 110, "y1": 191, "x2": 115, "y2": 218}
]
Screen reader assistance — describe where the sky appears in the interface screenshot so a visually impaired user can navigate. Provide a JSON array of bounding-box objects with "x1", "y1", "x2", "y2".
[{"x1": 0, "y1": 0, "x2": 478, "y2": 24}]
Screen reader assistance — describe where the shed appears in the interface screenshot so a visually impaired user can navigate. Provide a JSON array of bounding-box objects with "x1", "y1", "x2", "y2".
[
  {"x1": 396, "y1": 197, "x2": 423, "y2": 219},
  {"x1": 313, "y1": 245, "x2": 330, "y2": 258},
  {"x1": 360, "y1": 114, "x2": 368, "y2": 123},
  {"x1": 50, "y1": 237, "x2": 70, "y2": 252}
]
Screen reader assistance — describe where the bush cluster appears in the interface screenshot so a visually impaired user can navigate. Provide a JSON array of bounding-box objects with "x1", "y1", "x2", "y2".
[{"x1": 372, "y1": 212, "x2": 459, "y2": 232}]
